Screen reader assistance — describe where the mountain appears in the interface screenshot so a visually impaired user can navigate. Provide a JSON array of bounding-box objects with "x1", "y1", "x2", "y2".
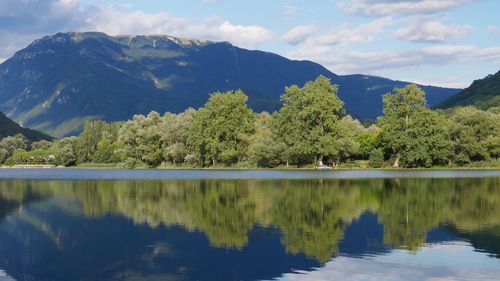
[
  {"x1": 0, "y1": 111, "x2": 52, "y2": 141},
  {"x1": 437, "y1": 70, "x2": 500, "y2": 110},
  {"x1": 0, "y1": 32, "x2": 460, "y2": 137}
]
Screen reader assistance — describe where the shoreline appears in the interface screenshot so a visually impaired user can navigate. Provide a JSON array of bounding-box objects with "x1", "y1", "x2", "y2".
[{"x1": 1, "y1": 165, "x2": 500, "y2": 171}]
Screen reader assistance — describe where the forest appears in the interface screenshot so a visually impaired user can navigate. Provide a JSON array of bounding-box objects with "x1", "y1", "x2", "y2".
[{"x1": 1, "y1": 76, "x2": 499, "y2": 168}]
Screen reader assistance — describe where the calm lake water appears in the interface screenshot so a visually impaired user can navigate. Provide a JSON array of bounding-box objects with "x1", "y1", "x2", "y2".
[{"x1": 0, "y1": 169, "x2": 499, "y2": 281}]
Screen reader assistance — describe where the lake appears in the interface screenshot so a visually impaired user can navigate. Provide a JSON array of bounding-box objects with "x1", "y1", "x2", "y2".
[{"x1": 0, "y1": 169, "x2": 499, "y2": 281}]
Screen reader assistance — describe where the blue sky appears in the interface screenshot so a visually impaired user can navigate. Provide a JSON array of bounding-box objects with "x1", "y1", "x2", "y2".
[{"x1": 0, "y1": 0, "x2": 499, "y2": 88}]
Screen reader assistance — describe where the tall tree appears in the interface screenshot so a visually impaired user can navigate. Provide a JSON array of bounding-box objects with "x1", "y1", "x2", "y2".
[
  {"x1": 188, "y1": 90, "x2": 256, "y2": 166},
  {"x1": 118, "y1": 112, "x2": 164, "y2": 167},
  {"x1": 379, "y1": 85, "x2": 452, "y2": 167},
  {"x1": 272, "y1": 75, "x2": 344, "y2": 166}
]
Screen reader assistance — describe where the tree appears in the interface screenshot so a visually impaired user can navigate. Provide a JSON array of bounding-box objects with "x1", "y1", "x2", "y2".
[
  {"x1": 160, "y1": 109, "x2": 197, "y2": 165},
  {"x1": 55, "y1": 144, "x2": 77, "y2": 166},
  {"x1": 0, "y1": 134, "x2": 27, "y2": 156},
  {"x1": 272, "y1": 75, "x2": 345, "y2": 166},
  {"x1": 446, "y1": 106, "x2": 500, "y2": 165},
  {"x1": 0, "y1": 148, "x2": 8, "y2": 164},
  {"x1": 355, "y1": 125, "x2": 380, "y2": 160},
  {"x1": 75, "y1": 120, "x2": 122, "y2": 164},
  {"x1": 379, "y1": 85, "x2": 452, "y2": 168},
  {"x1": 31, "y1": 140, "x2": 53, "y2": 150},
  {"x1": 368, "y1": 149, "x2": 384, "y2": 168},
  {"x1": 118, "y1": 112, "x2": 164, "y2": 167},
  {"x1": 94, "y1": 132, "x2": 122, "y2": 163},
  {"x1": 188, "y1": 90, "x2": 256, "y2": 166},
  {"x1": 247, "y1": 112, "x2": 287, "y2": 167}
]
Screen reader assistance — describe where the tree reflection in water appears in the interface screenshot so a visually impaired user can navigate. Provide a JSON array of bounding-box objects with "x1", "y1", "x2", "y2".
[{"x1": 0, "y1": 177, "x2": 499, "y2": 262}]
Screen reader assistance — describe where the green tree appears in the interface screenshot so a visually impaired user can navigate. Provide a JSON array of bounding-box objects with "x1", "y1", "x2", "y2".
[
  {"x1": 75, "y1": 120, "x2": 123, "y2": 164},
  {"x1": 355, "y1": 125, "x2": 380, "y2": 160},
  {"x1": 0, "y1": 134, "x2": 27, "y2": 156},
  {"x1": 0, "y1": 148, "x2": 8, "y2": 164},
  {"x1": 31, "y1": 140, "x2": 53, "y2": 150},
  {"x1": 188, "y1": 90, "x2": 256, "y2": 166},
  {"x1": 446, "y1": 106, "x2": 500, "y2": 165},
  {"x1": 247, "y1": 112, "x2": 287, "y2": 167},
  {"x1": 118, "y1": 112, "x2": 164, "y2": 167},
  {"x1": 379, "y1": 85, "x2": 452, "y2": 167},
  {"x1": 368, "y1": 148, "x2": 384, "y2": 168},
  {"x1": 272, "y1": 75, "x2": 344, "y2": 166},
  {"x1": 160, "y1": 109, "x2": 197, "y2": 165},
  {"x1": 55, "y1": 144, "x2": 77, "y2": 166},
  {"x1": 52, "y1": 137, "x2": 78, "y2": 166}
]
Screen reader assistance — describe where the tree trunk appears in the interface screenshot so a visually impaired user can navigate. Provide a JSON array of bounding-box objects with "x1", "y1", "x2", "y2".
[
  {"x1": 393, "y1": 154, "x2": 400, "y2": 168},
  {"x1": 286, "y1": 160, "x2": 289, "y2": 167},
  {"x1": 318, "y1": 155, "x2": 324, "y2": 166},
  {"x1": 448, "y1": 159, "x2": 452, "y2": 166},
  {"x1": 212, "y1": 157, "x2": 216, "y2": 166}
]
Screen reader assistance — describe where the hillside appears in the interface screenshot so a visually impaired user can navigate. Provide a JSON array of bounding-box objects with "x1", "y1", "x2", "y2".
[
  {"x1": 0, "y1": 112, "x2": 52, "y2": 141},
  {"x1": 0, "y1": 32, "x2": 460, "y2": 137},
  {"x1": 437, "y1": 70, "x2": 500, "y2": 110}
]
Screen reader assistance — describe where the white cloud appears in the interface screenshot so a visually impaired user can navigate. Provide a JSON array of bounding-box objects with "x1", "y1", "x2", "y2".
[
  {"x1": 288, "y1": 43, "x2": 500, "y2": 76},
  {"x1": 215, "y1": 20, "x2": 273, "y2": 47},
  {"x1": 281, "y1": 25, "x2": 317, "y2": 45},
  {"x1": 288, "y1": 17, "x2": 393, "y2": 51},
  {"x1": 0, "y1": 0, "x2": 274, "y2": 60},
  {"x1": 202, "y1": 0, "x2": 219, "y2": 4},
  {"x1": 87, "y1": 7, "x2": 273, "y2": 48},
  {"x1": 337, "y1": 0, "x2": 478, "y2": 16},
  {"x1": 395, "y1": 20, "x2": 472, "y2": 42},
  {"x1": 275, "y1": 242, "x2": 500, "y2": 281},
  {"x1": 486, "y1": 26, "x2": 500, "y2": 35}
]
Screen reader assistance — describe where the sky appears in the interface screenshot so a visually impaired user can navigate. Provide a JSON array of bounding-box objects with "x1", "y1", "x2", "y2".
[{"x1": 0, "y1": 0, "x2": 499, "y2": 88}]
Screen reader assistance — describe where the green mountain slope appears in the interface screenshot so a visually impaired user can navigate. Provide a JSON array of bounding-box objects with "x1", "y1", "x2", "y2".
[
  {"x1": 0, "y1": 112, "x2": 52, "y2": 141},
  {"x1": 0, "y1": 32, "x2": 460, "y2": 137},
  {"x1": 437, "y1": 70, "x2": 500, "y2": 110}
]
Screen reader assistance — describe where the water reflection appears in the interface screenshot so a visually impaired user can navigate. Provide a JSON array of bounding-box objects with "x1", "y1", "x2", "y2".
[{"x1": 0, "y1": 177, "x2": 499, "y2": 281}]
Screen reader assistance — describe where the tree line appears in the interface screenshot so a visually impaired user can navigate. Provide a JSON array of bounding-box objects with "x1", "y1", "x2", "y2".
[{"x1": 1, "y1": 75, "x2": 498, "y2": 168}]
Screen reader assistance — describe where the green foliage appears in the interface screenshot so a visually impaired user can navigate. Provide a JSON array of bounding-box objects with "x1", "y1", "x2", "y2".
[
  {"x1": 55, "y1": 144, "x2": 77, "y2": 166},
  {"x1": 2, "y1": 77, "x2": 497, "y2": 169},
  {"x1": 188, "y1": 90, "x2": 257, "y2": 166},
  {"x1": 118, "y1": 112, "x2": 164, "y2": 168},
  {"x1": 380, "y1": 85, "x2": 452, "y2": 167},
  {"x1": 446, "y1": 106, "x2": 500, "y2": 165},
  {"x1": 272, "y1": 75, "x2": 345, "y2": 166},
  {"x1": 0, "y1": 148, "x2": 8, "y2": 164},
  {"x1": 75, "y1": 120, "x2": 122, "y2": 163},
  {"x1": 160, "y1": 109, "x2": 197, "y2": 164},
  {"x1": 368, "y1": 149, "x2": 384, "y2": 168},
  {"x1": 31, "y1": 140, "x2": 53, "y2": 150},
  {"x1": 0, "y1": 134, "x2": 27, "y2": 156},
  {"x1": 247, "y1": 113, "x2": 287, "y2": 167},
  {"x1": 52, "y1": 137, "x2": 78, "y2": 166}
]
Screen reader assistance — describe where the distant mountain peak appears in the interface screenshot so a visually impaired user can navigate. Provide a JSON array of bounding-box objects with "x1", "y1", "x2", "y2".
[{"x1": 0, "y1": 31, "x2": 460, "y2": 137}]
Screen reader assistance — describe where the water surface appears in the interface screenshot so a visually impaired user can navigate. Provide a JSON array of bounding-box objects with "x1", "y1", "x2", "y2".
[{"x1": 0, "y1": 169, "x2": 499, "y2": 281}]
